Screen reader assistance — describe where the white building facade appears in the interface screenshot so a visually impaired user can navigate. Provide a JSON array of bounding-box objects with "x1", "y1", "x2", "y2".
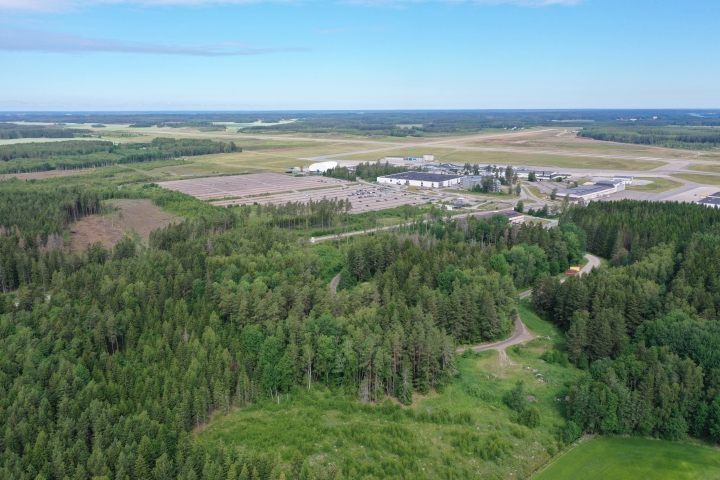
[{"x1": 377, "y1": 172, "x2": 462, "y2": 188}]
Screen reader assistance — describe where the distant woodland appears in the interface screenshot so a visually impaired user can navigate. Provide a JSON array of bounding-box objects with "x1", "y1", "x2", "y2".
[
  {"x1": 0, "y1": 123, "x2": 92, "y2": 139},
  {"x1": 0, "y1": 138, "x2": 239, "y2": 174},
  {"x1": 579, "y1": 126, "x2": 720, "y2": 150}
]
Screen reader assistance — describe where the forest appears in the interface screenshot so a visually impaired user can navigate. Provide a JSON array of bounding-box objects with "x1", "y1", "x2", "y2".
[
  {"x1": 0, "y1": 167, "x2": 586, "y2": 479},
  {"x1": 0, "y1": 123, "x2": 92, "y2": 140},
  {"x1": 0, "y1": 138, "x2": 239, "y2": 174},
  {"x1": 578, "y1": 126, "x2": 720, "y2": 150},
  {"x1": 533, "y1": 200, "x2": 720, "y2": 444},
  {"x1": 4, "y1": 110, "x2": 720, "y2": 137},
  {"x1": 5, "y1": 156, "x2": 720, "y2": 477}
]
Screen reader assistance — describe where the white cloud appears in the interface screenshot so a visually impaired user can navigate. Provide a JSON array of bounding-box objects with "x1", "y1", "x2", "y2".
[{"x1": 0, "y1": 27, "x2": 309, "y2": 55}]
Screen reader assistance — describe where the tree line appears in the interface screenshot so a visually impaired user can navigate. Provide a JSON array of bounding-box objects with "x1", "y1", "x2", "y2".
[
  {"x1": 578, "y1": 126, "x2": 720, "y2": 150},
  {"x1": 0, "y1": 123, "x2": 92, "y2": 140},
  {"x1": 323, "y1": 161, "x2": 409, "y2": 182},
  {"x1": 0, "y1": 138, "x2": 239, "y2": 174}
]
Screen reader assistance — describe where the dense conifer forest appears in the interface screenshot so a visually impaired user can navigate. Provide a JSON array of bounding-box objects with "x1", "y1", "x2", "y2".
[
  {"x1": 534, "y1": 201, "x2": 720, "y2": 444},
  {"x1": 4, "y1": 163, "x2": 720, "y2": 478},
  {"x1": 0, "y1": 168, "x2": 586, "y2": 479}
]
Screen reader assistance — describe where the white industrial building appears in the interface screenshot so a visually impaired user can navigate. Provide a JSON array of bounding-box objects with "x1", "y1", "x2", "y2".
[
  {"x1": 377, "y1": 172, "x2": 462, "y2": 188},
  {"x1": 307, "y1": 161, "x2": 338, "y2": 173}
]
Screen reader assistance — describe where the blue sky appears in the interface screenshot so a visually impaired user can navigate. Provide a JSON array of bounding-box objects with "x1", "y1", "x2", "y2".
[{"x1": 1, "y1": 0, "x2": 718, "y2": 110}]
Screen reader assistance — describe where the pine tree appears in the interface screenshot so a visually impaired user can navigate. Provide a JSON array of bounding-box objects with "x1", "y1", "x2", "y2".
[{"x1": 134, "y1": 455, "x2": 151, "y2": 480}]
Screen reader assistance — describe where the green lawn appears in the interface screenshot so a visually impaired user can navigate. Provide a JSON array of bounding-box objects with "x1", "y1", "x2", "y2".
[
  {"x1": 672, "y1": 173, "x2": 720, "y2": 187},
  {"x1": 687, "y1": 163, "x2": 720, "y2": 175},
  {"x1": 626, "y1": 177, "x2": 683, "y2": 193},
  {"x1": 533, "y1": 437, "x2": 720, "y2": 480}
]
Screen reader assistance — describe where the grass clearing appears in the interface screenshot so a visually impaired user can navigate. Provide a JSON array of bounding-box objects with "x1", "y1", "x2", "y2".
[
  {"x1": 672, "y1": 173, "x2": 720, "y2": 187},
  {"x1": 197, "y1": 303, "x2": 586, "y2": 479},
  {"x1": 533, "y1": 436, "x2": 720, "y2": 480},
  {"x1": 626, "y1": 177, "x2": 683, "y2": 193},
  {"x1": 687, "y1": 163, "x2": 720, "y2": 175},
  {"x1": 68, "y1": 199, "x2": 181, "y2": 251}
]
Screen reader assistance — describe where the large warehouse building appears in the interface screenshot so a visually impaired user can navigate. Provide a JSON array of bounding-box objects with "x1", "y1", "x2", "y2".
[
  {"x1": 377, "y1": 172, "x2": 462, "y2": 188},
  {"x1": 558, "y1": 179, "x2": 625, "y2": 202}
]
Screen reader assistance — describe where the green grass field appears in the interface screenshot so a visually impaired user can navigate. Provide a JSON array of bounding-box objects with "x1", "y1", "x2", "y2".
[
  {"x1": 533, "y1": 437, "x2": 720, "y2": 480},
  {"x1": 687, "y1": 163, "x2": 720, "y2": 175},
  {"x1": 626, "y1": 177, "x2": 683, "y2": 193},
  {"x1": 672, "y1": 173, "x2": 720, "y2": 187}
]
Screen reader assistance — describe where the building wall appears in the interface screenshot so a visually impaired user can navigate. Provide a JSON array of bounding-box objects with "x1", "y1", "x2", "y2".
[
  {"x1": 377, "y1": 176, "x2": 461, "y2": 188},
  {"x1": 571, "y1": 187, "x2": 615, "y2": 202}
]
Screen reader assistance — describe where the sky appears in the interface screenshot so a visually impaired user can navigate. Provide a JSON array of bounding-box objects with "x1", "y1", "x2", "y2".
[{"x1": 1, "y1": 0, "x2": 719, "y2": 110}]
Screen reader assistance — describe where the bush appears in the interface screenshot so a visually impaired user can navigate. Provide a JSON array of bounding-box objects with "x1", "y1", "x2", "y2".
[
  {"x1": 479, "y1": 433, "x2": 512, "y2": 461},
  {"x1": 540, "y1": 350, "x2": 570, "y2": 367},
  {"x1": 467, "y1": 384, "x2": 495, "y2": 402},
  {"x1": 503, "y1": 381, "x2": 528, "y2": 412},
  {"x1": 561, "y1": 421, "x2": 581, "y2": 445},
  {"x1": 518, "y1": 406, "x2": 541, "y2": 428}
]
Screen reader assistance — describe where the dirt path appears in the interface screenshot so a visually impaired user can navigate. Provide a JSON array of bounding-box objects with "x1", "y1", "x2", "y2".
[
  {"x1": 455, "y1": 253, "x2": 600, "y2": 355},
  {"x1": 330, "y1": 273, "x2": 341, "y2": 293}
]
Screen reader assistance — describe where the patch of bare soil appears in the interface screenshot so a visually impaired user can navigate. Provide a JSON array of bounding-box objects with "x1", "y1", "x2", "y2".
[
  {"x1": 69, "y1": 199, "x2": 181, "y2": 251},
  {"x1": 0, "y1": 169, "x2": 96, "y2": 181}
]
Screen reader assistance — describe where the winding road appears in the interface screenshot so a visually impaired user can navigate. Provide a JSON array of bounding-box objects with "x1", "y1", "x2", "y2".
[{"x1": 455, "y1": 253, "x2": 600, "y2": 354}]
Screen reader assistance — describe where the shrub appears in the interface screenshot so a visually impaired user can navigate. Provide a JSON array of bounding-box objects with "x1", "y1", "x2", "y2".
[
  {"x1": 519, "y1": 406, "x2": 541, "y2": 428},
  {"x1": 503, "y1": 381, "x2": 528, "y2": 412}
]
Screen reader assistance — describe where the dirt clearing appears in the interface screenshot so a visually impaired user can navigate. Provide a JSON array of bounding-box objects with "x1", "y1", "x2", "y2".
[{"x1": 69, "y1": 199, "x2": 181, "y2": 251}]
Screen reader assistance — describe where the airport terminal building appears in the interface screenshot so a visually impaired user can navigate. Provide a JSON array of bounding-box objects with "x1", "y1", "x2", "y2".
[{"x1": 377, "y1": 172, "x2": 462, "y2": 188}]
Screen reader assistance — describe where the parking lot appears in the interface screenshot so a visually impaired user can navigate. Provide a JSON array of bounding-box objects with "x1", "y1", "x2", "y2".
[
  {"x1": 211, "y1": 183, "x2": 430, "y2": 213},
  {"x1": 157, "y1": 173, "x2": 350, "y2": 201}
]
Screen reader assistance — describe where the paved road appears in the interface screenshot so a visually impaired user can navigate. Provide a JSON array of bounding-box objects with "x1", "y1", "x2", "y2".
[{"x1": 455, "y1": 253, "x2": 600, "y2": 354}]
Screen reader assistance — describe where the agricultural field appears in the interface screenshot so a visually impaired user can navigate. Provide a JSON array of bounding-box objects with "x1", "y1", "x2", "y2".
[
  {"x1": 625, "y1": 177, "x2": 684, "y2": 193},
  {"x1": 533, "y1": 437, "x2": 720, "y2": 480}
]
